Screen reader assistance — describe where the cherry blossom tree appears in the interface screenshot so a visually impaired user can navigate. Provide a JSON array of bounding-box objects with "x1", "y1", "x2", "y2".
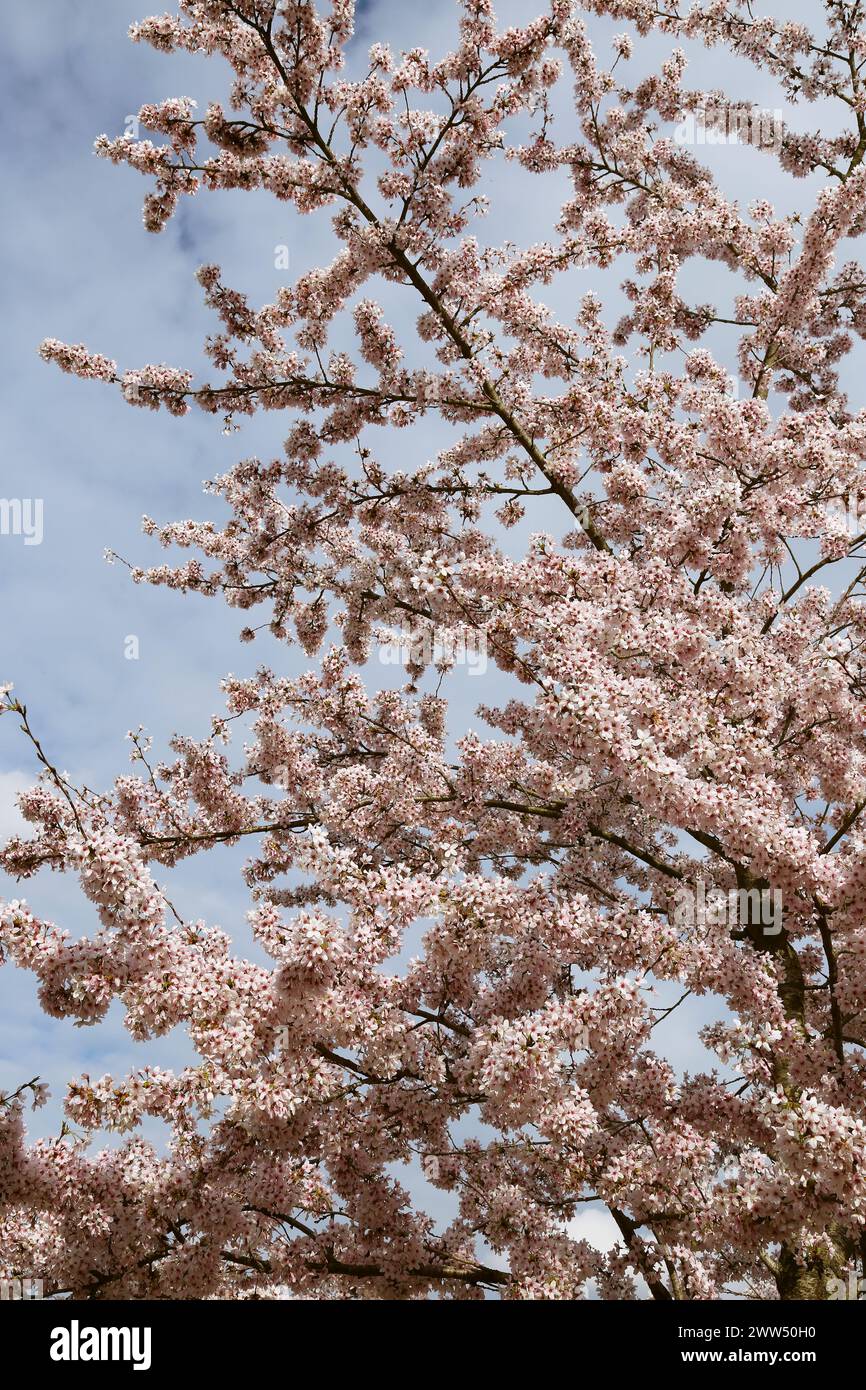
[{"x1": 4, "y1": 0, "x2": 866, "y2": 1300}]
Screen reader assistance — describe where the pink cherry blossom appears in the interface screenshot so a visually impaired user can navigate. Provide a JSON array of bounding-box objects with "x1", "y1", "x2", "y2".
[{"x1": 5, "y1": 0, "x2": 866, "y2": 1301}]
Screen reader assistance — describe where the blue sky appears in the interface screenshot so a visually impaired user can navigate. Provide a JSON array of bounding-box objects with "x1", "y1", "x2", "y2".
[{"x1": 0, "y1": 0, "x2": 831, "y2": 1252}]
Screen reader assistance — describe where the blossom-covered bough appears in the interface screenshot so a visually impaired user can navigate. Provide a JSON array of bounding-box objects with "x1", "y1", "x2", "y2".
[{"x1": 5, "y1": 0, "x2": 866, "y2": 1299}]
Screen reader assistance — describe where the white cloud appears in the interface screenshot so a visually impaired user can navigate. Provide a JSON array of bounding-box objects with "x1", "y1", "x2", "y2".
[
  {"x1": 0, "y1": 770, "x2": 32, "y2": 841},
  {"x1": 567, "y1": 1205, "x2": 622, "y2": 1253}
]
